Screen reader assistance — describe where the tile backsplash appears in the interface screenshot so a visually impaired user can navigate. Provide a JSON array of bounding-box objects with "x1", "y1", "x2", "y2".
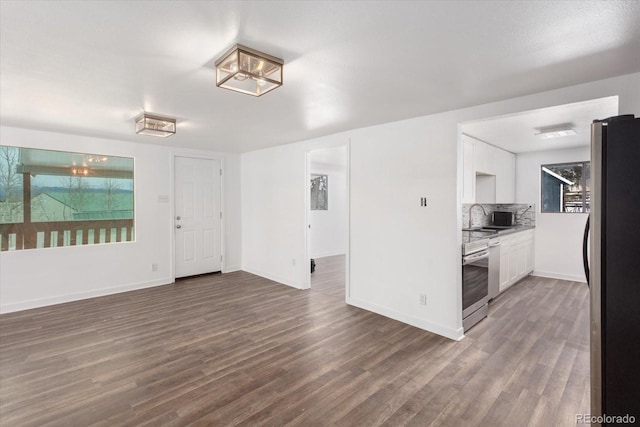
[{"x1": 462, "y1": 203, "x2": 536, "y2": 229}]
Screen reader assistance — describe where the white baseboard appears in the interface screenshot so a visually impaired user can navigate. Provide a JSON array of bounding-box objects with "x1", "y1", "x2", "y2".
[
  {"x1": 532, "y1": 270, "x2": 587, "y2": 283},
  {"x1": 241, "y1": 265, "x2": 304, "y2": 290},
  {"x1": 222, "y1": 264, "x2": 242, "y2": 273},
  {"x1": 0, "y1": 278, "x2": 174, "y2": 314},
  {"x1": 346, "y1": 297, "x2": 464, "y2": 341},
  {"x1": 310, "y1": 251, "x2": 346, "y2": 259}
]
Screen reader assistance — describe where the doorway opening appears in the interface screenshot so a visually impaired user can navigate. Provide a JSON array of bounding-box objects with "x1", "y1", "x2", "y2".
[
  {"x1": 457, "y1": 95, "x2": 617, "y2": 308},
  {"x1": 306, "y1": 145, "x2": 349, "y2": 300}
]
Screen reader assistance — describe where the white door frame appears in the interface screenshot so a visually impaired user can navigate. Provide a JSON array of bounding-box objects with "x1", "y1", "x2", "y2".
[
  {"x1": 171, "y1": 151, "x2": 226, "y2": 280},
  {"x1": 304, "y1": 141, "x2": 351, "y2": 301}
]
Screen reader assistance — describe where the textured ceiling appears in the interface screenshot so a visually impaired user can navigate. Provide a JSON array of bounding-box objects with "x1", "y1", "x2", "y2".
[{"x1": 1, "y1": 1, "x2": 639, "y2": 153}]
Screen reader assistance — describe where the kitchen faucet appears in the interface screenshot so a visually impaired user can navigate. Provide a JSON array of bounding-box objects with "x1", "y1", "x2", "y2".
[
  {"x1": 468, "y1": 204, "x2": 487, "y2": 229},
  {"x1": 515, "y1": 205, "x2": 532, "y2": 224}
]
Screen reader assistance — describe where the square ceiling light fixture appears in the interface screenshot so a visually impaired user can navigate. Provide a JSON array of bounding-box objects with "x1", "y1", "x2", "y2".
[
  {"x1": 135, "y1": 113, "x2": 176, "y2": 137},
  {"x1": 535, "y1": 125, "x2": 577, "y2": 139},
  {"x1": 215, "y1": 44, "x2": 283, "y2": 97}
]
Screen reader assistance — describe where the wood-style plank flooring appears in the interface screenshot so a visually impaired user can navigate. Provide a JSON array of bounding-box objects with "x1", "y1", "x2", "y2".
[
  {"x1": 0, "y1": 262, "x2": 589, "y2": 426},
  {"x1": 311, "y1": 254, "x2": 345, "y2": 300}
]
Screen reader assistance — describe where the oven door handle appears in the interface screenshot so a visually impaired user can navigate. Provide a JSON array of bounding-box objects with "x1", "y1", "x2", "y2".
[{"x1": 463, "y1": 251, "x2": 489, "y2": 264}]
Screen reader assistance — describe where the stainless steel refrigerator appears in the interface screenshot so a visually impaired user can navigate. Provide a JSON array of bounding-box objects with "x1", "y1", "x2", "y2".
[{"x1": 585, "y1": 114, "x2": 640, "y2": 424}]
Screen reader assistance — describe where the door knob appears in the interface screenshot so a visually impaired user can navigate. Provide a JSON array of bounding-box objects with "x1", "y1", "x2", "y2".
[{"x1": 176, "y1": 224, "x2": 182, "y2": 229}]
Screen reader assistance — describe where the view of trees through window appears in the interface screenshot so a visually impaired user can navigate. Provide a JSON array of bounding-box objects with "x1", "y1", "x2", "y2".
[
  {"x1": 0, "y1": 146, "x2": 134, "y2": 251},
  {"x1": 541, "y1": 161, "x2": 590, "y2": 213},
  {"x1": 0, "y1": 146, "x2": 22, "y2": 223}
]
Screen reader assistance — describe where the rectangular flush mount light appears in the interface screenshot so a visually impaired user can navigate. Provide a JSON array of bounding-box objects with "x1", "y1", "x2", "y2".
[
  {"x1": 215, "y1": 44, "x2": 283, "y2": 97},
  {"x1": 535, "y1": 126, "x2": 577, "y2": 139},
  {"x1": 135, "y1": 113, "x2": 176, "y2": 137}
]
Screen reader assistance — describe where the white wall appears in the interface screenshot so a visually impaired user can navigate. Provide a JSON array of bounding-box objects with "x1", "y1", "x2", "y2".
[
  {"x1": 224, "y1": 153, "x2": 242, "y2": 271},
  {"x1": 241, "y1": 72, "x2": 640, "y2": 341},
  {"x1": 309, "y1": 150, "x2": 347, "y2": 258},
  {"x1": 516, "y1": 147, "x2": 591, "y2": 282},
  {"x1": 0, "y1": 126, "x2": 241, "y2": 312},
  {"x1": 348, "y1": 113, "x2": 462, "y2": 337}
]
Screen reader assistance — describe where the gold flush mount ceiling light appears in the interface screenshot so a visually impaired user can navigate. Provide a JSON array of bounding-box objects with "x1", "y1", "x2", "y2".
[
  {"x1": 215, "y1": 44, "x2": 283, "y2": 96},
  {"x1": 135, "y1": 113, "x2": 176, "y2": 137}
]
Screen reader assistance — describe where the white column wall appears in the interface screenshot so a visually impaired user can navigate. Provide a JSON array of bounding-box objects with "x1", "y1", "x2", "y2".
[{"x1": 348, "y1": 113, "x2": 462, "y2": 337}]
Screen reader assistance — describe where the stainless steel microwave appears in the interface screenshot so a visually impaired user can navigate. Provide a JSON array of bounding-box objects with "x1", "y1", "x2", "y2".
[{"x1": 492, "y1": 211, "x2": 515, "y2": 227}]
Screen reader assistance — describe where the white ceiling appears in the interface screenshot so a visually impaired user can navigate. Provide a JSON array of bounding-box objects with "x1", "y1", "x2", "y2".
[
  {"x1": 310, "y1": 146, "x2": 347, "y2": 169},
  {"x1": 461, "y1": 96, "x2": 619, "y2": 153},
  {"x1": 1, "y1": 1, "x2": 639, "y2": 153}
]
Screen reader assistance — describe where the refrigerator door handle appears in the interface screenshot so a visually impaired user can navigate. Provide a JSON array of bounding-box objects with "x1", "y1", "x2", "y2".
[{"x1": 583, "y1": 214, "x2": 590, "y2": 287}]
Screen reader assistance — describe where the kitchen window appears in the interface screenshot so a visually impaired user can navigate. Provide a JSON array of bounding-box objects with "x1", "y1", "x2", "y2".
[{"x1": 541, "y1": 161, "x2": 590, "y2": 213}]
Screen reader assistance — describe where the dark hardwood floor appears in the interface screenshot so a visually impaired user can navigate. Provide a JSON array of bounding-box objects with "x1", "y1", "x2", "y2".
[
  {"x1": 0, "y1": 265, "x2": 589, "y2": 426},
  {"x1": 311, "y1": 254, "x2": 345, "y2": 300}
]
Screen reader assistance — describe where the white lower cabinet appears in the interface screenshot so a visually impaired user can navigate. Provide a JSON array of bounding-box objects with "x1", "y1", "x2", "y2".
[
  {"x1": 499, "y1": 244, "x2": 510, "y2": 291},
  {"x1": 498, "y1": 229, "x2": 535, "y2": 293},
  {"x1": 508, "y1": 248, "x2": 518, "y2": 283}
]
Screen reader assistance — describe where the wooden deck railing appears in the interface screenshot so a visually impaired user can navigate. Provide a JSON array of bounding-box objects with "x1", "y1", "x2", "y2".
[{"x1": 0, "y1": 219, "x2": 134, "y2": 251}]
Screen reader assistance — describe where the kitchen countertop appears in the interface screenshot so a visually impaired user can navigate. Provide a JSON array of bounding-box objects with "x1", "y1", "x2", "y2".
[
  {"x1": 462, "y1": 225, "x2": 535, "y2": 255},
  {"x1": 488, "y1": 224, "x2": 535, "y2": 236}
]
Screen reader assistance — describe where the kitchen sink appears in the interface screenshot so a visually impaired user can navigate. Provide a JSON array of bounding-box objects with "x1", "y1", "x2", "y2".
[
  {"x1": 463, "y1": 225, "x2": 521, "y2": 233},
  {"x1": 462, "y1": 228, "x2": 498, "y2": 233}
]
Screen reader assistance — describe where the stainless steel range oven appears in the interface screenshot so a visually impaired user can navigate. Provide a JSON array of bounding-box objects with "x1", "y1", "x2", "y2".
[{"x1": 462, "y1": 246, "x2": 489, "y2": 331}]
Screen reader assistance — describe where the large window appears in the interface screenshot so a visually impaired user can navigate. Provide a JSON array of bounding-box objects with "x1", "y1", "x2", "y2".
[
  {"x1": 0, "y1": 146, "x2": 134, "y2": 251},
  {"x1": 541, "y1": 161, "x2": 590, "y2": 213}
]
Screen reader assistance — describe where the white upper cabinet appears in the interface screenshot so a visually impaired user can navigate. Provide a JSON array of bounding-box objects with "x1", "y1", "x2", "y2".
[
  {"x1": 494, "y1": 147, "x2": 515, "y2": 203},
  {"x1": 461, "y1": 134, "x2": 515, "y2": 204},
  {"x1": 475, "y1": 140, "x2": 496, "y2": 175}
]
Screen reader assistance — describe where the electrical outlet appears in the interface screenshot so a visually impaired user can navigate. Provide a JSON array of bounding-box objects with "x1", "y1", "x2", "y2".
[
  {"x1": 151, "y1": 263, "x2": 158, "y2": 272},
  {"x1": 419, "y1": 294, "x2": 427, "y2": 306},
  {"x1": 292, "y1": 258, "x2": 296, "y2": 267}
]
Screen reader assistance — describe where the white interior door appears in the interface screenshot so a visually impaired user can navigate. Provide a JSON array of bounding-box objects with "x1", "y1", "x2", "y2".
[{"x1": 174, "y1": 156, "x2": 222, "y2": 278}]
